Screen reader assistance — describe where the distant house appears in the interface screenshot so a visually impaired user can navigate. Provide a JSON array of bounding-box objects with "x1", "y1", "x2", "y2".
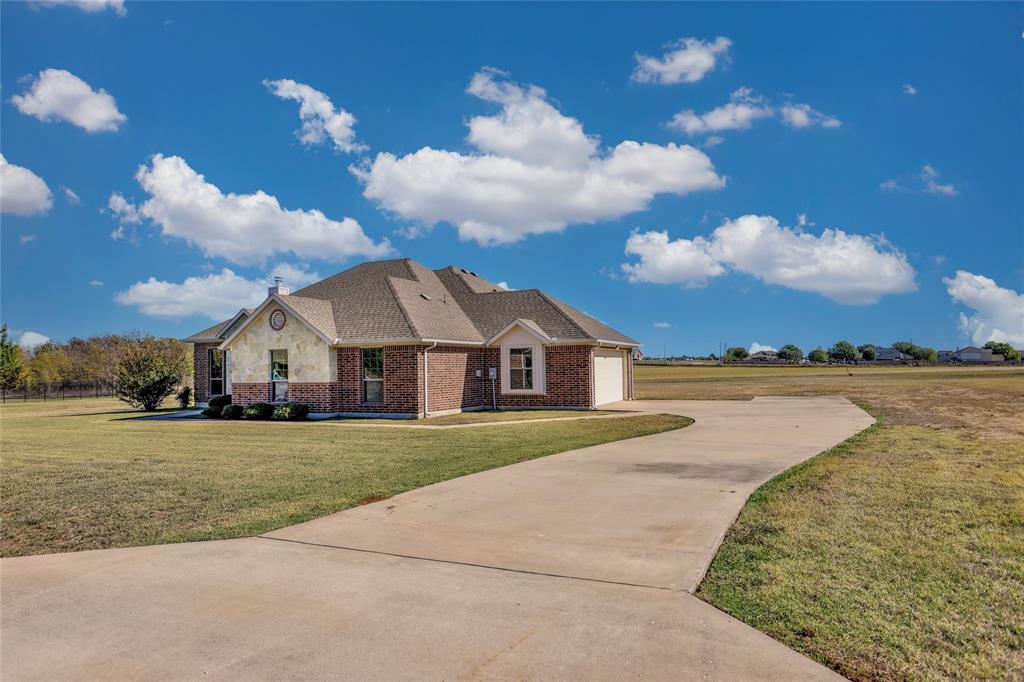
[
  {"x1": 936, "y1": 350, "x2": 956, "y2": 364},
  {"x1": 955, "y1": 346, "x2": 995, "y2": 363},
  {"x1": 874, "y1": 347, "x2": 912, "y2": 363},
  {"x1": 748, "y1": 350, "x2": 779, "y2": 362}
]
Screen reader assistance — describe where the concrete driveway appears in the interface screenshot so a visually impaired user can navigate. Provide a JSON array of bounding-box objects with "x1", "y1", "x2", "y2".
[{"x1": 1, "y1": 397, "x2": 872, "y2": 681}]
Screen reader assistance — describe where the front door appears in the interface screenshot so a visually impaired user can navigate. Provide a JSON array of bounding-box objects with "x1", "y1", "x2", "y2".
[{"x1": 270, "y1": 349, "x2": 288, "y2": 402}]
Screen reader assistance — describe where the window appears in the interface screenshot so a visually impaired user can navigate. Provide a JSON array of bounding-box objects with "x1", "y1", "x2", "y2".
[
  {"x1": 362, "y1": 348, "x2": 384, "y2": 403},
  {"x1": 270, "y1": 349, "x2": 288, "y2": 402},
  {"x1": 509, "y1": 347, "x2": 533, "y2": 390},
  {"x1": 208, "y1": 348, "x2": 224, "y2": 396}
]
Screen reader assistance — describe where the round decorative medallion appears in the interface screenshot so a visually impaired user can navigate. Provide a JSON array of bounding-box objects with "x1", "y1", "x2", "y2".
[{"x1": 269, "y1": 309, "x2": 287, "y2": 331}]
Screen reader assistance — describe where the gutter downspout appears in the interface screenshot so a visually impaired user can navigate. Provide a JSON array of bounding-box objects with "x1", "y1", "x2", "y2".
[{"x1": 423, "y1": 341, "x2": 438, "y2": 417}]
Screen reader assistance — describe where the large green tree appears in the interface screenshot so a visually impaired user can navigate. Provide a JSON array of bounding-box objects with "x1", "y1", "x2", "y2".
[
  {"x1": 828, "y1": 340, "x2": 859, "y2": 363},
  {"x1": 808, "y1": 347, "x2": 828, "y2": 363},
  {"x1": 0, "y1": 325, "x2": 25, "y2": 398},
  {"x1": 983, "y1": 342, "x2": 1020, "y2": 362},
  {"x1": 777, "y1": 344, "x2": 804, "y2": 362},
  {"x1": 114, "y1": 338, "x2": 188, "y2": 411},
  {"x1": 724, "y1": 346, "x2": 749, "y2": 362},
  {"x1": 858, "y1": 344, "x2": 877, "y2": 361}
]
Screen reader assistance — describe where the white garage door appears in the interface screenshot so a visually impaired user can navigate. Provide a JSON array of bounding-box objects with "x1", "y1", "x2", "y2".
[{"x1": 594, "y1": 349, "x2": 625, "y2": 406}]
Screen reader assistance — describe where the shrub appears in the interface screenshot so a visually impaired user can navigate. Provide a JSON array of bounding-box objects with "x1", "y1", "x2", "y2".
[
  {"x1": 243, "y1": 402, "x2": 275, "y2": 420},
  {"x1": 201, "y1": 406, "x2": 222, "y2": 419},
  {"x1": 272, "y1": 402, "x2": 310, "y2": 421},
  {"x1": 114, "y1": 338, "x2": 188, "y2": 411},
  {"x1": 209, "y1": 394, "x2": 232, "y2": 408},
  {"x1": 221, "y1": 404, "x2": 244, "y2": 419},
  {"x1": 176, "y1": 386, "x2": 192, "y2": 408}
]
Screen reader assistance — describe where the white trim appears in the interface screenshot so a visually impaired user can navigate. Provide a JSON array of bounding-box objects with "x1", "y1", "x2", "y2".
[
  {"x1": 485, "y1": 319, "x2": 553, "y2": 346},
  {"x1": 218, "y1": 295, "x2": 334, "y2": 350}
]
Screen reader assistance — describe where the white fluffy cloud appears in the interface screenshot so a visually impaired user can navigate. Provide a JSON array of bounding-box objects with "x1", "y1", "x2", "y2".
[
  {"x1": 116, "y1": 263, "x2": 321, "y2": 320},
  {"x1": 109, "y1": 154, "x2": 392, "y2": 265},
  {"x1": 632, "y1": 37, "x2": 731, "y2": 85},
  {"x1": 17, "y1": 331, "x2": 50, "y2": 350},
  {"x1": 0, "y1": 155, "x2": 53, "y2": 216},
  {"x1": 11, "y1": 69, "x2": 126, "y2": 133},
  {"x1": 944, "y1": 271, "x2": 1024, "y2": 346},
  {"x1": 34, "y1": 0, "x2": 125, "y2": 15},
  {"x1": 263, "y1": 79, "x2": 365, "y2": 154},
  {"x1": 749, "y1": 342, "x2": 777, "y2": 353},
  {"x1": 653, "y1": 321, "x2": 673, "y2": 329},
  {"x1": 622, "y1": 214, "x2": 917, "y2": 305},
  {"x1": 355, "y1": 69, "x2": 724, "y2": 245},
  {"x1": 902, "y1": 84, "x2": 918, "y2": 96},
  {"x1": 668, "y1": 88, "x2": 840, "y2": 136}
]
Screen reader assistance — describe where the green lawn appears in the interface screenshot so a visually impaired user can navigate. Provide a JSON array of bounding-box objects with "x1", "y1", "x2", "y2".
[
  {"x1": 635, "y1": 365, "x2": 1024, "y2": 681},
  {"x1": 334, "y1": 408, "x2": 621, "y2": 426},
  {"x1": 0, "y1": 398, "x2": 688, "y2": 558}
]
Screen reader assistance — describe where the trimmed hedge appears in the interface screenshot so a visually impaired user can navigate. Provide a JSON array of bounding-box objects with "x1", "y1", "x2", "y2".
[
  {"x1": 209, "y1": 394, "x2": 232, "y2": 408},
  {"x1": 221, "y1": 404, "x2": 244, "y2": 419},
  {"x1": 272, "y1": 402, "x2": 310, "y2": 421},
  {"x1": 243, "y1": 403, "x2": 275, "y2": 420},
  {"x1": 201, "y1": 406, "x2": 222, "y2": 419}
]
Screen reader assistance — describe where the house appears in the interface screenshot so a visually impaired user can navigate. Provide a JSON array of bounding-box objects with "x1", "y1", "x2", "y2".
[
  {"x1": 955, "y1": 346, "x2": 995, "y2": 363},
  {"x1": 936, "y1": 350, "x2": 956, "y2": 364},
  {"x1": 748, "y1": 350, "x2": 779, "y2": 362},
  {"x1": 183, "y1": 259, "x2": 638, "y2": 417},
  {"x1": 874, "y1": 347, "x2": 913, "y2": 363}
]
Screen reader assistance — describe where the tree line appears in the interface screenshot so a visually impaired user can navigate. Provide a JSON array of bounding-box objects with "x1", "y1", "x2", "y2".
[
  {"x1": 723, "y1": 340, "x2": 1020, "y2": 364},
  {"x1": 0, "y1": 325, "x2": 192, "y2": 402}
]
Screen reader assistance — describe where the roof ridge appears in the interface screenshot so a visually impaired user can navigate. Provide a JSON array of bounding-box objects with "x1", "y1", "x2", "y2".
[
  {"x1": 535, "y1": 290, "x2": 590, "y2": 339},
  {"x1": 385, "y1": 275, "x2": 420, "y2": 338}
]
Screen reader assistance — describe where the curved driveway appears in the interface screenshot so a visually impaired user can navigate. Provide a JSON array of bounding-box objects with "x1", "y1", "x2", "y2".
[{"x1": 2, "y1": 397, "x2": 872, "y2": 681}]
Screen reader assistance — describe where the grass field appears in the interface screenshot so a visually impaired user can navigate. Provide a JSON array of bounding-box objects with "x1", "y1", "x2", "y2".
[
  {"x1": 634, "y1": 365, "x2": 1024, "y2": 681},
  {"x1": 334, "y1": 408, "x2": 620, "y2": 426},
  {"x1": 0, "y1": 399, "x2": 688, "y2": 558}
]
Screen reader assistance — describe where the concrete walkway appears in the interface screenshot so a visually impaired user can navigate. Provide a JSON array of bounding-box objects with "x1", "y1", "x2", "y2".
[{"x1": 1, "y1": 397, "x2": 873, "y2": 681}]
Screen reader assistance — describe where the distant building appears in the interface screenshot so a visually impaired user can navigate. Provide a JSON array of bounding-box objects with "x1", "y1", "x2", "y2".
[
  {"x1": 748, "y1": 349, "x2": 779, "y2": 362},
  {"x1": 874, "y1": 347, "x2": 912, "y2": 362},
  {"x1": 936, "y1": 350, "x2": 956, "y2": 364},
  {"x1": 955, "y1": 346, "x2": 995, "y2": 363}
]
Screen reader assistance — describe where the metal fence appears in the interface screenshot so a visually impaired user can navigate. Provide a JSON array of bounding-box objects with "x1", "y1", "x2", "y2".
[{"x1": 1, "y1": 382, "x2": 116, "y2": 403}]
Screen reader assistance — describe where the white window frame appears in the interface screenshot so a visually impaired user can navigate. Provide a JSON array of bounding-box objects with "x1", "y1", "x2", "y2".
[
  {"x1": 501, "y1": 342, "x2": 545, "y2": 395},
  {"x1": 270, "y1": 349, "x2": 288, "y2": 403}
]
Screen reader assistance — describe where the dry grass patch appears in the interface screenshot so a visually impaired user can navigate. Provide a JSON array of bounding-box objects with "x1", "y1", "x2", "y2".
[{"x1": 635, "y1": 365, "x2": 1024, "y2": 680}]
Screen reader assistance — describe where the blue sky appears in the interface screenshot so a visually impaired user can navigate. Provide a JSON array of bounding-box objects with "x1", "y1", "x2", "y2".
[{"x1": 3, "y1": 1, "x2": 1022, "y2": 355}]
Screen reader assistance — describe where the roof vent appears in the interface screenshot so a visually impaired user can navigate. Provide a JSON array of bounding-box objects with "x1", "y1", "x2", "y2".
[
  {"x1": 469, "y1": 271, "x2": 478, "y2": 276},
  {"x1": 419, "y1": 293, "x2": 432, "y2": 301}
]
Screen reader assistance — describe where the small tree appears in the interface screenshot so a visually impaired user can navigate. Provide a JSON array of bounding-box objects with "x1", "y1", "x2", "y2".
[
  {"x1": 808, "y1": 347, "x2": 828, "y2": 363},
  {"x1": 777, "y1": 344, "x2": 804, "y2": 362},
  {"x1": 984, "y1": 341, "x2": 1020, "y2": 363},
  {"x1": 828, "y1": 340, "x2": 859, "y2": 363},
  {"x1": 724, "y1": 346, "x2": 749, "y2": 362},
  {"x1": 114, "y1": 338, "x2": 187, "y2": 411},
  {"x1": 858, "y1": 344, "x2": 877, "y2": 361},
  {"x1": 0, "y1": 325, "x2": 25, "y2": 400}
]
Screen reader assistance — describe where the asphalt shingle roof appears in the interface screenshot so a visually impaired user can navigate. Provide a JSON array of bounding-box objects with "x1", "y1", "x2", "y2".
[{"x1": 185, "y1": 259, "x2": 636, "y2": 346}]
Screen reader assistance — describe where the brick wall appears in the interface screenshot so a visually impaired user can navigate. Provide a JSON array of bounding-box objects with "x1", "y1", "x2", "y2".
[
  {"x1": 625, "y1": 353, "x2": 635, "y2": 400},
  {"x1": 424, "y1": 346, "x2": 491, "y2": 413},
  {"x1": 232, "y1": 382, "x2": 270, "y2": 405},
  {"x1": 336, "y1": 346, "x2": 423, "y2": 414},
  {"x1": 488, "y1": 345, "x2": 594, "y2": 409},
  {"x1": 288, "y1": 383, "x2": 335, "y2": 413},
  {"x1": 192, "y1": 343, "x2": 217, "y2": 404}
]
